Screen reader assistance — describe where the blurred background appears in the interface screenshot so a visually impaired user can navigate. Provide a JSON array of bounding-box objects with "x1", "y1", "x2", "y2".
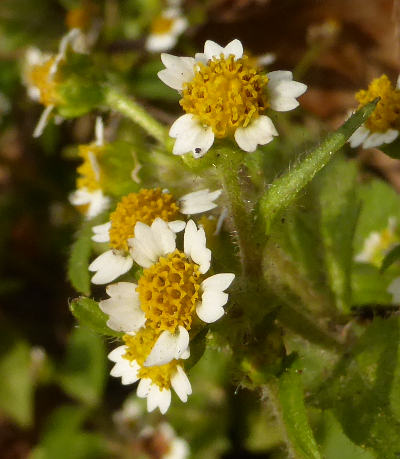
[{"x1": 0, "y1": 0, "x2": 399, "y2": 457}]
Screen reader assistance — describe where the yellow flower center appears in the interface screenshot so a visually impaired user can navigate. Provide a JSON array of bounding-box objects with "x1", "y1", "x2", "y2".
[
  {"x1": 109, "y1": 189, "x2": 180, "y2": 252},
  {"x1": 29, "y1": 58, "x2": 60, "y2": 106},
  {"x1": 356, "y1": 75, "x2": 400, "y2": 133},
  {"x1": 76, "y1": 144, "x2": 104, "y2": 192},
  {"x1": 137, "y1": 249, "x2": 201, "y2": 333},
  {"x1": 123, "y1": 328, "x2": 178, "y2": 389},
  {"x1": 151, "y1": 15, "x2": 174, "y2": 35},
  {"x1": 180, "y1": 54, "x2": 269, "y2": 138}
]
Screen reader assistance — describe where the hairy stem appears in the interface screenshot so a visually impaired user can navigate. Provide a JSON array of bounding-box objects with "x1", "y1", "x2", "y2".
[
  {"x1": 217, "y1": 147, "x2": 262, "y2": 277},
  {"x1": 104, "y1": 87, "x2": 168, "y2": 144}
]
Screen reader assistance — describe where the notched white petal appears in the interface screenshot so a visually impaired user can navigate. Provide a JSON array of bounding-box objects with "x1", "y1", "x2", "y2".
[
  {"x1": 144, "y1": 326, "x2": 189, "y2": 367},
  {"x1": 89, "y1": 250, "x2": 133, "y2": 284}
]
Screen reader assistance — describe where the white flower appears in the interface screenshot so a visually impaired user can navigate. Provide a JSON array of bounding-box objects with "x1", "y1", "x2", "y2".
[
  {"x1": 27, "y1": 28, "x2": 85, "y2": 138},
  {"x1": 69, "y1": 188, "x2": 110, "y2": 219},
  {"x1": 158, "y1": 423, "x2": 189, "y2": 459},
  {"x1": 100, "y1": 218, "x2": 234, "y2": 367},
  {"x1": 23, "y1": 47, "x2": 51, "y2": 102},
  {"x1": 69, "y1": 117, "x2": 110, "y2": 219},
  {"x1": 349, "y1": 125, "x2": 399, "y2": 149},
  {"x1": 129, "y1": 218, "x2": 234, "y2": 366},
  {"x1": 355, "y1": 217, "x2": 398, "y2": 266},
  {"x1": 108, "y1": 345, "x2": 192, "y2": 415},
  {"x1": 348, "y1": 74, "x2": 400, "y2": 149},
  {"x1": 158, "y1": 39, "x2": 307, "y2": 157},
  {"x1": 89, "y1": 188, "x2": 221, "y2": 284},
  {"x1": 146, "y1": 8, "x2": 188, "y2": 53}
]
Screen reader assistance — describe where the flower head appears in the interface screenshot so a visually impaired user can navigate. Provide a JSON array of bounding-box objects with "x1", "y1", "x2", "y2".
[
  {"x1": 146, "y1": 8, "x2": 188, "y2": 53},
  {"x1": 89, "y1": 188, "x2": 221, "y2": 284},
  {"x1": 158, "y1": 39, "x2": 307, "y2": 157},
  {"x1": 69, "y1": 117, "x2": 110, "y2": 219},
  {"x1": 102, "y1": 219, "x2": 234, "y2": 412},
  {"x1": 349, "y1": 74, "x2": 400, "y2": 149},
  {"x1": 25, "y1": 28, "x2": 85, "y2": 137},
  {"x1": 355, "y1": 217, "x2": 399, "y2": 267}
]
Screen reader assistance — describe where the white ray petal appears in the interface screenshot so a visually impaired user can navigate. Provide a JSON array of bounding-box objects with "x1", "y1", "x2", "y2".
[
  {"x1": 171, "y1": 365, "x2": 192, "y2": 402},
  {"x1": 89, "y1": 250, "x2": 133, "y2": 284},
  {"x1": 144, "y1": 326, "x2": 189, "y2": 367}
]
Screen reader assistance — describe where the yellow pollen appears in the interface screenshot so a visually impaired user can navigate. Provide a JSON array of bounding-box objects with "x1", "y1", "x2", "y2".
[
  {"x1": 356, "y1": 75, "x2": 400, "y2": 133},
  {"x1": 29, "y1": 58, "x2": 60, "y2": 106},
  {"x1": 151, "y1": 15, "x2": 175, "y2": 35},
  {"x1": 123, "y1": 328, "x2": 179, "y2": 389},
  {"x1": 76, "y1": 144, "x2": 104, "y2": 192},
  {"x1": 137, "y1": 249, "x2": 201, "y2": 333},
  {"x1": 109, "y1": 189, "x2": 180, "y2": 252},
  {"x1": 180, "y1": 54, "x2": 269, "y2": 138}
]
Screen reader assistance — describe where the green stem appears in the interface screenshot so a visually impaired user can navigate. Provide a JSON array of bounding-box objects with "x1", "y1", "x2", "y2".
[
  {"x1": 217, "y1": 147, "x2": 261, "y2": 277},
  {"x1": 258, "y1": 99, "x2": 378, "y2": 236},
  {"x1": 104, "y1": 87, "x2": 168, "y2": 144}
]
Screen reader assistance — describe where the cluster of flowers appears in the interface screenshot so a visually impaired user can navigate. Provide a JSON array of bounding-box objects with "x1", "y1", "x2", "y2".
[{"x1": 23, "y1": 9, "x2": 400, "y2": 414}]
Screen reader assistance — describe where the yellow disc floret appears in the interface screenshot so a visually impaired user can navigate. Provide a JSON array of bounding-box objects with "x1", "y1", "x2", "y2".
[
  {"x1": 151, "y1": 15, "x2": 174, "y2": 35},
  {"x1": 109, "y1": 189, "x2": 180, "y2": 252},
  {"x1": 180, "y1": 54, "x2": 269, "y2": 138},
  {"x1": 76, "y1": 144, "x2": 104, "y2": 192},
  {"x1": 137, "y1": 249, "x2": 201, "y2": 333},
  {"x1": 29, "y1": 58, "x2": 61, "y2": 107},
  {"x1": 356, "y1": 75, "x2": 400, "y2": 133},
  {"x1": 123, "y1": 328, "x2": 179, "y2": 389}
]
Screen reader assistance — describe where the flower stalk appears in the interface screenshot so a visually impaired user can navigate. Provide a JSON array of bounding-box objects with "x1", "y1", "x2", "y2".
[{"x1": 104, "y1": 87, "x2": 168, "y2": 144}]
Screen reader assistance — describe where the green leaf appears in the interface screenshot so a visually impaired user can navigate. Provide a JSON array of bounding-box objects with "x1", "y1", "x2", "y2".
[
  {"x1": 258, "y1": 99, "x2": 378, "y2": 235},
  {"x1": 312, "y1": 316, "x2": 400, "y2": 456},
  {"x1": 378, "y1": 136, "x2": 400, "y2": 159},
  {"x1": 316, "y1": 411, "x2": 376, "y2": 459},
  {"x1": 68, "y1": 219, "x2": 96, "y2": 296},
  {"x1": 0, "y1": 328, "x2": 34, "y2": 427},
  {"x1": 314, "y1": 156, "x2": 359, "y2": 313},
  {"x1": 381, "y1": 244, "x2": 400, "y2": 273},
  {"x1": 278, "y1": 369, "x2": 322, "y2": 459},
  {"x1": 69, "y1": 297, "x2": 123, "y2": 338},
  {"x1": 29, "y1": 405, "x2": 107, "y2": 459},
  {"x1": 58, "y1": 327, "x2": 106, "y2": 406},
  {"x1": 185, "y1": 327, "x2": 208, "y2": 371}
]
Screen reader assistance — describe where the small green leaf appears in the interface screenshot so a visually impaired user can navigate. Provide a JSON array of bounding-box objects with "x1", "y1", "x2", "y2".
[
  {"x1": 381, "y1": 244, "x2": 400, "y2": 273},
  {"x1": 58, "y1": 327, "x2": 106, "y2": 406},
  {"x1": 68, "y1": 220, "x2": 96, "y2": 296},
  {"x1": 69, "y1": 297, "x2": 123, "y2": 338},
  {"x1": 279, "y1": 369, "x2": 322, "y2": 459},
  {"x1": 0, "y1": 329, "x2": 34, "y2": 427}
]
